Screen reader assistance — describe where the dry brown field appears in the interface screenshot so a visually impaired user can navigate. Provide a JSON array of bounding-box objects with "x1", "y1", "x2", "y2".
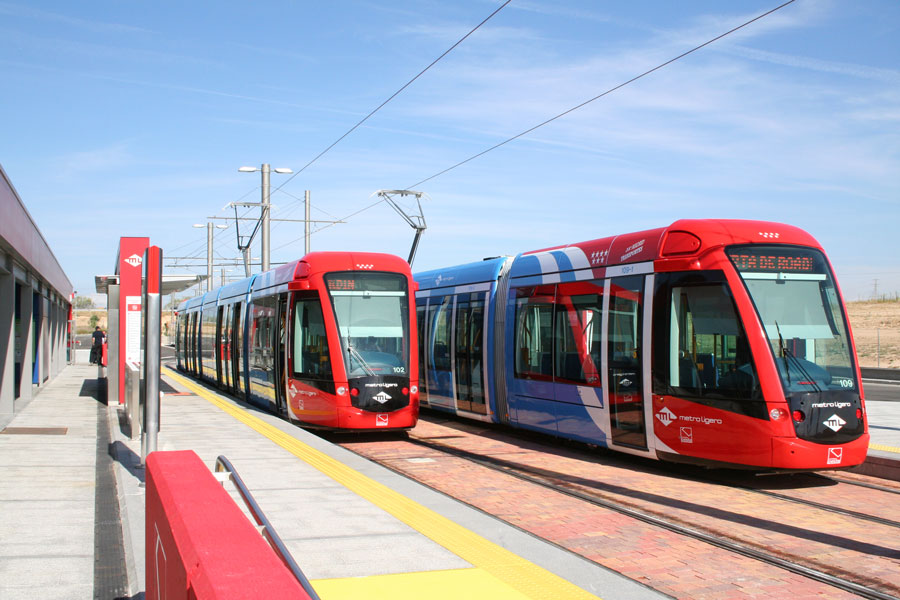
[
  {"x1": 846, "y1": 299, "x2": 900, "y2": 369},
  {"x1": 72, "y1": 301, "x2": 900, "y2": 368},
  {"x1": 72, "y1": 309, "x2": 107, "y2": 334},
  {"x1": 72, "y1": 309, "x2": 176, "y2": 339}
]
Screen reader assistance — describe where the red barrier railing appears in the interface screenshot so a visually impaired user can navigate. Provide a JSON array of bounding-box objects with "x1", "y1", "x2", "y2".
[{"x1": 146, "y1": 450, "x2": 313, "y2": 599}]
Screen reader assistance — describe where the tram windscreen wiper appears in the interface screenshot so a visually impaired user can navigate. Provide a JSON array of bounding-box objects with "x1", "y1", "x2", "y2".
[
  {"x1": 348, "y1": 345, "x2": 377, "y2": 376},
  {"x1": 775, "y1": 321, "x2": 791, "y2": 386},
  {"x1": 774, "y1": 321, "x2": 821, "y2": 392}
]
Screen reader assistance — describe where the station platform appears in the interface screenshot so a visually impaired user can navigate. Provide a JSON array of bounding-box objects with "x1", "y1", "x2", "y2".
[
  {"x1": 0, "y1": 363, "x2": 666, "y2": 600},
  {"x1": 1, "y1": 364, "x2": 899, "y2": 599},
  {"x1": 857, "y1": 380, "x2": 900, "y2": 480}
]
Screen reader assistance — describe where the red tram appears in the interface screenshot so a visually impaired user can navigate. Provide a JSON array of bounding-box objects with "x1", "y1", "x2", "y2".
[
  {"x1": 414, "y1": 220, "x2": 869, "y2": 470},
  {"x1": 176, "y1": 252, "x2": 419, "y2": 430}
]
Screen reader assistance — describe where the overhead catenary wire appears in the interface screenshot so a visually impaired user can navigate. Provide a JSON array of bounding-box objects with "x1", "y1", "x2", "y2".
[
  {"x1": 407, "y1": 0, "x2": 798, "y2": 189},
  {"x1": 269, "y1": 0, "x2": 513, "y2": 199},
  {"x1": 200, "y1": 3, "x2": 513, "y2": 261},
  {"x1": 271, "y1": 197, "x2": 388, "y2": 252},
  {"x1": 273, "y1": 0, "x2": 799, "y2": 253},
  {"x1": 169, "y1": 186, "x2": 258, "y2": 257}
]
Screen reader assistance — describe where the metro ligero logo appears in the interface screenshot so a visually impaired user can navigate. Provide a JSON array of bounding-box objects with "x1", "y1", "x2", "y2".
[{"x1": 124, "y1": 254, "x2": 143, "y2": 268}]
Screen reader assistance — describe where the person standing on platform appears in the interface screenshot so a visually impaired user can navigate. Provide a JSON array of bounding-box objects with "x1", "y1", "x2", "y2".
[{"x1": 90, "y1": 326, "x2": 104, "y2": 364}]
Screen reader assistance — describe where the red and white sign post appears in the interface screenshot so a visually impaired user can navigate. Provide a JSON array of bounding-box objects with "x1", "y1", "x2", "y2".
[{"x1": 115, "y1": 237, "x2": 149, "y2": 404}]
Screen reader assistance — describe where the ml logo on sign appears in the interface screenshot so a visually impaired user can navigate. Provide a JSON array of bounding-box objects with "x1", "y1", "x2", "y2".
[{"x1": 124, "y1": 254, "x2": 143, "y2": 268}]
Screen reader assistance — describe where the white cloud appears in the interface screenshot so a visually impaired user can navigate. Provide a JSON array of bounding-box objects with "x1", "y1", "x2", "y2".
[
  {"x1": 726, "y1": 45, "x2": 900, "y2": 84},
  {"x1": 0, "y1": 2, "x2": 154, "y2": 35}
]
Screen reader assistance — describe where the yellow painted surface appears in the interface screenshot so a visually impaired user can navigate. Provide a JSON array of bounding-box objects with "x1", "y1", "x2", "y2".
[
  {"x1": 165, "y1": 368, "x2": 601, "y2": 600},
  {"x1": 312, "y1": 568, "x2": 534, "y2": 600},
  {"x1": 869, "y1": 442, "x2": 900, "y2": 455}
]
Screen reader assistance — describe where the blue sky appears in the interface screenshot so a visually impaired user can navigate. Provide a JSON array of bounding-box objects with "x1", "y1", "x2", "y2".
[{"x1": 1, "y1": 0, "x2": 898, "y2": 302}]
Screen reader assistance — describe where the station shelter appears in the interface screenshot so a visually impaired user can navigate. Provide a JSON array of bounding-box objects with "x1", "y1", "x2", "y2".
[{"x1": 0, "y1": 164, "x2": 73, "y2": 424}]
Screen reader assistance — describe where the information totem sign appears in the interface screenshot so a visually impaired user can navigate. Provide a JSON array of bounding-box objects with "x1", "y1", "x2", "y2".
[{"x1": 116, "y1": 237, "x2": 149, "y2": 404}]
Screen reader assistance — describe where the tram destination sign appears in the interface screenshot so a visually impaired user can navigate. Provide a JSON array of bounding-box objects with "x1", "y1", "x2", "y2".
[
  {"x1": 327, "y1": 278, "x2": 356, "y2": 291},
  {"x1": 728, "y1": 248, "x2": 817, "y2": 274}
]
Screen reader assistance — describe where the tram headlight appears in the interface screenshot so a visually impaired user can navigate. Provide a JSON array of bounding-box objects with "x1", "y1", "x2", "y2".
[{"x1": 770, "y1": 408, "x2": 788, "y2": 420}]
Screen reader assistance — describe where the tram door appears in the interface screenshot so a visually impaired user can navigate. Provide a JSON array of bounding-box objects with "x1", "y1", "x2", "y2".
[
  {"x1": 274, "y1": 294, "x2": 289, "y2": 417},
  {"x1": 232, "y1": 303, "x2": 243, "y2": 395},
  {"x1": 425, "y1": 297, "x2": 454, "y2": 408},
  {"x1": 454, "y1": 293, "x2": 487, "y2": 414},
  {"x1": 216, "y1": 306, "x2": 225, "y2": 387},
  {"x1": 189, "y1": 313, "x2": 198, "y2": 374},
  {"x1": 416, "y1": 303, "x2": 428, "y2": 399},
  {"x1": 220, "y1": 305, "x2": 232, "y2": 392},
  {"x1": 607, "y1": 276, "x2": 647, "y2": 449}
]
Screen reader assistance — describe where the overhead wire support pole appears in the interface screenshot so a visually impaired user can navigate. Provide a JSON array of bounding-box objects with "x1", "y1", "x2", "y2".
[
  {"x1": 261, "y1": 164, "x2": 270, "y2": 272},
  {"x1": 376, "y1": 190, "x2": 428, "y2": 267},
  {"x1": 305, "y1": 191, "x2": 311, "y2": 254},
  {"x1": 238, "y1": 164, "x2": 293, "y2": 273}
]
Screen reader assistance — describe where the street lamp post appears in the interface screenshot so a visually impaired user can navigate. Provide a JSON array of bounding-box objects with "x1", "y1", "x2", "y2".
[
  {"x1": 193, "y1": 222, "x2": 228, "y2": 292},
  {"x1": 238, "y1": 163, "x2": 293, "y2": 271}
]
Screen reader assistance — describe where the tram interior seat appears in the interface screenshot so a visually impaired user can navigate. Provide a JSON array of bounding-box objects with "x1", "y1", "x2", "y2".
[
  {"x1": 679, "y1": 358, "x2": 702, "y2": 390},
  {"x1": 696, "y1": 353, "x2": 717, "y2": 388},
  {"x1": 719, "y1": 365, "x2": 755, "y2": 393},
  {"x1": 561, "y1": 353, "x2": 584, "y2": 381},
  {"x1": 433, "y1": 343, "x2": 450, "y2": 370},
  {"x1": 541, "y1": 352, "x2": 552, "y2": 376}
]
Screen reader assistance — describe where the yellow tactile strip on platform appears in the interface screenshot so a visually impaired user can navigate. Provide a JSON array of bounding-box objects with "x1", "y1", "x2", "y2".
[
  {"x1": 165, "y1": 369, "x2": 600, "y2": 600},
  {"x1": 314, "y1": 568, "x2": 535, "y2": 600},
  {"x1": 869, "y1": 442, "x2": 900, "y2": 455}
]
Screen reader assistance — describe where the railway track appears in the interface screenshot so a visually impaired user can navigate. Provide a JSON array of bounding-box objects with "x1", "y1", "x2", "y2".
[
  {"x1": 814, "y1": 472, "x2": 900, "y2": 495},
  {"x1": 332, "y1": 420, "x2": 900, "y2": 600},
  {"x1": 699, "y1": 472, "x2": 900, "y2": 531},
  {"x1": 724, "y1": 486, "x2": 900, "y2": 530}
]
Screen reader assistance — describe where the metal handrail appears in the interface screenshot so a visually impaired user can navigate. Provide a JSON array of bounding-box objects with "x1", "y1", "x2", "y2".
[{"x1": 214, "y1": 455, "x2": 321, "y2": 600}]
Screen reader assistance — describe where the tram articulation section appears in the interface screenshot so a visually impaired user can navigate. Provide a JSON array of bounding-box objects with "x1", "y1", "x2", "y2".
[{"x1": 414, "y1": 219, "x2": 869, "y2": 472}]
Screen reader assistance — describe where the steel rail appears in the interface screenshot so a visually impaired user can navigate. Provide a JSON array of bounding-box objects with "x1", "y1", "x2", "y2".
[
  {"x1": 402, "y1": 436, "x2": 900, "y2": 600},
  {"x1": 725, "y1": 484, "x2": 900, "y2": 529},
  {"x1": 814, "y1": 472, "x2": 900, "y2": 495}
]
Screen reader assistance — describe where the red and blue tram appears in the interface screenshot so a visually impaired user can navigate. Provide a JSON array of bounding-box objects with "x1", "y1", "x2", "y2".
[
  {"x1": 176, "y1": 252, "x2": 419, "y2": 430},
  {"x1": 414, "y1": 219, "x2": 868, "y2": 470}
]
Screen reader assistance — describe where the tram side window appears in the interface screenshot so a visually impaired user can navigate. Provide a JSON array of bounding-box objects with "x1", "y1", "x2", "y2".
[
  {"x1": 608, "y1": 280, "x2": 642, "y2": 372},
  {"x1": 292, "y1": 298, "x2": 332, "y2": 380},
  {"x1": 202, "y1": 306, "x2": 216, "y2": 363},
  {"x1": 416, "y1": 303, "x2": 427, "y2": 393},
  {"x1": 175, "y1": 314, "x2": 182, "y2": 362},
  {"x1": 249, "y1": 297, "x2": 276, "y2": 381},
  {"x1": 654, "y1": 274, "x2": 761, "y2": 402},
  {"x1": 430, "y1": 296, "x2": 452, "y2": 373},
  {"x1": 514, "y1": 286, "x2": 554, "y2": 380},
  {"x1": 554, "y1": 286, "x2": 603, "y2": 386}
]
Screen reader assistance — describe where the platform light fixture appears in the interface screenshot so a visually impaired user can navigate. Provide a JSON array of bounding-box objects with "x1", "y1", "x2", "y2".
[{"x1": 238, "y1": 163, "x2": 293, "y2": 272}]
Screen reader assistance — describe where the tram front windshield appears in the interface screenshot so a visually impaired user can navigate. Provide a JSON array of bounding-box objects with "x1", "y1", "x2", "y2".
[
  {"x1": 727, "y1": 245, "x2": 857, "y2": 393},
  {"x1": 325, "y1": 272, "x2": 410, "y2": 379}
]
